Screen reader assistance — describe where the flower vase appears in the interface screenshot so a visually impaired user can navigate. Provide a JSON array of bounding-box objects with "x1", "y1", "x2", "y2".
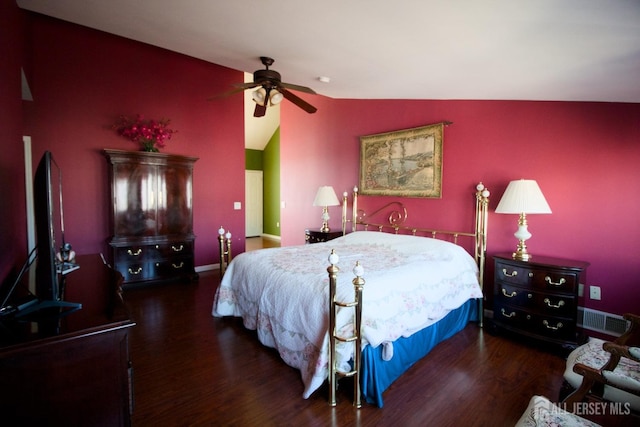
[{"x1": 141, "y1": 141, "x2": 159, "y2": 152}]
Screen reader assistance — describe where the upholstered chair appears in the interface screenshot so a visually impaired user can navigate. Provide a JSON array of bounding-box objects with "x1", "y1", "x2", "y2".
[{"x1": 562, "y1": 313, "x2": 640, "y2": 413}]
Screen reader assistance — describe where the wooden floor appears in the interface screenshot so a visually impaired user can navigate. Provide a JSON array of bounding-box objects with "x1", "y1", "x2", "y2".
[
  {"x1": 123, "y1": 262, "x2": 635, "y2": 425},
  {"x1": 246, "y1": 236, "x2": 280, "y2": 251}
]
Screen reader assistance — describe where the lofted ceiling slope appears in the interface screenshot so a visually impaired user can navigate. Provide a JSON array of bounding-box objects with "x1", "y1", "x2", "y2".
[{"x1": 16, "y1": 0, "x2": 640, "y2": 104}]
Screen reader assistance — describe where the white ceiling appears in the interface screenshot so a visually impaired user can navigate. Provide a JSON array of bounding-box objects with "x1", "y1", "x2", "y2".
[{"x1": 16, "y1": 0, "x2": 640, "y2": 148}]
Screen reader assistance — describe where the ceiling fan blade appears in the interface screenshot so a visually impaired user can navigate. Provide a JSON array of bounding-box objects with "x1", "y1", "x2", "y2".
[
  {"x1": 279, "y1": 82, "x2": 316, "y2": 95},
  {"x1": 254, "y1": 103, "x2": 267, "y2": 117},
  {"x1": 280, "y1": 88, "x2": 317, "y2": 114}
]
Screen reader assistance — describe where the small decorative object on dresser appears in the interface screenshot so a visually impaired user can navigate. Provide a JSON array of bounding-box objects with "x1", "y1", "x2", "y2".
[
  {"x1": 104, "y1": 149, "x2": 198, "y2": 287},
  {"x1": 492, "y1": 254, "x2": 589, "y2": 350},
  {"x1": 305, "y1": 229, "x2": 343, "y2": 244}
]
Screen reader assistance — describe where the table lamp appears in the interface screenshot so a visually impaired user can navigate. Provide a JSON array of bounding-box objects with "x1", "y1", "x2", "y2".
[
  {"x1": 313, "y1": 186, "x2": 340, "y2": 232},
  {"x1": 495, "y1": 179, "x2": 551, "y2": 261}
]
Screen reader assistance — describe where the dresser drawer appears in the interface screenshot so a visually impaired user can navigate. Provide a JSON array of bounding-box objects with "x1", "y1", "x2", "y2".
[
  {"x1": 496, "y1": 260, "x2": 578, "y2": 293},
  {"x1": 154, "y1": 257, "x2": 195, "y2": 278},
  {"x1": 531, "y1": 269, "x2": 578, "y2": 293},
  {"x1": 494, "y1": 302, "x2": 576, "y2": 341},
  {"x1": 115, "y1": 260, "x2": 154, "y2": 282},
  {"x1": 153, "y1": 241, "x2": 193, "y2": 258},
  {"x1": 114, "y1": 245, "x2": 153, "y2": 263},
  {"x1": 495, "y1": 283, "x2": 577, "y2": 317},
  {"x1": 495, "y1": 262, "x2": 534, "y2": 287}
]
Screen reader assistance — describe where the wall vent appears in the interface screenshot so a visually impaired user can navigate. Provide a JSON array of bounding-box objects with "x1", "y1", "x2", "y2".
[{"x1": 578, "y1": 307, "x2": 629, "y2": 337}]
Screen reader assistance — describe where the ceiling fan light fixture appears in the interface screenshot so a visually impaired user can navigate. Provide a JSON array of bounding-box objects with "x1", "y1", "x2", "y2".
[
  {"x1": 252, "y1": 87, "x2": 266, "y2": 106},
  {"x1": 269, "y1": 89, "x2": 284, "y2": 105}
]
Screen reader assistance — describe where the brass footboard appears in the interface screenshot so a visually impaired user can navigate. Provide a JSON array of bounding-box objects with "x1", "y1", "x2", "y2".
[
  {"x1": 218, "y1": 227, "x2": 232, "y2": 279},
  {"x1": 327, "y1": 250, "x2": 365, "y2": 408}
]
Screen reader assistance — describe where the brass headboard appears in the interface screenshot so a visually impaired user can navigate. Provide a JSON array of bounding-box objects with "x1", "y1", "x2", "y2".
[{"x1": 340, "y1": 182, "x2": 490, "y2": 323}]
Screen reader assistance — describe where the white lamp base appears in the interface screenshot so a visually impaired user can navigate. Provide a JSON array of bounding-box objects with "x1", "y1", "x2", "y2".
[
  {"x1": 512, "y1": 213, "x2": 532, "y2": 261},
  {"x1": 320, "y1": 207, "x2": 330, "y2": 232}
]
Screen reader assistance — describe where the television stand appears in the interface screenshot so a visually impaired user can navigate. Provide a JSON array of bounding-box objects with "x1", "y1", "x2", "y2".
[
  {"x1": 15, "y1": 298, "x2": 82, "y2": 319},
  {"x1": 0, "y1": 254, "x2": 134, "y2": 426}
]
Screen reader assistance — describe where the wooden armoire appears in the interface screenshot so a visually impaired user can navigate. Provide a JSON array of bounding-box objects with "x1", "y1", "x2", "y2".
[{"x1": 104, "y1": 149, "x2": 198, "y2": 286}]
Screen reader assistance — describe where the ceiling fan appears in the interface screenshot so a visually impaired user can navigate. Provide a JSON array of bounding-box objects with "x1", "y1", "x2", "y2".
[{"x1": 212, "y1": 56, "x2": 317, "y2": 117}]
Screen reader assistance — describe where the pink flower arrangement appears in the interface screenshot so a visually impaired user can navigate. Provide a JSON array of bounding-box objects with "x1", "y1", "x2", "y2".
[{"x1": 115, "y1": 114, "x2": 176, "y2": 152}]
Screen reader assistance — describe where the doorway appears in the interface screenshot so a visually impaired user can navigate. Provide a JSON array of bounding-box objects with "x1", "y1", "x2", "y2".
[{"x1": 245, "y1": 170, "x2": 263, "y2": 237}]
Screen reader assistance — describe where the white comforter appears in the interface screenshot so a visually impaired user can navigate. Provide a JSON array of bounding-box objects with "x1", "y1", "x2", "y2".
[{"x1": 212, "y1": 231, "x2": 482, "y2": 399}]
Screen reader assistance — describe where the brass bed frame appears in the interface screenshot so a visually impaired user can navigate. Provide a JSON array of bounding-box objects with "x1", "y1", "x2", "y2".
[
  {"x1": 216, "y1": 183, "x2": 490, "y2": 408},
  {"x1": 327, "y1": 182, "x2": 490, "y2": 407}
]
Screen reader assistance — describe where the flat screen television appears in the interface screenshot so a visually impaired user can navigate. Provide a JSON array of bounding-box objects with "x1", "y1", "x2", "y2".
[{"x1": 0, "y1": 151, "x2": 81, "y2": 318}]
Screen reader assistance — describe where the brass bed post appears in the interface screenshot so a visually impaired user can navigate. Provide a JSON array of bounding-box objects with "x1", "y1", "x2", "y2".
[
  {"x1": 341, "y1": 187, "x2": 359, "y2": 234},
  {"x1": 352, "y1": 187, "x2": 358, "y2": 232},
  {"x1": 474, "y1": 183, "x2": 490, "y2": 327},
  {"x1": 218, "y1": 227, "x2": 232, "y2": 279},
  {"x1": 327, "y1": 251, "x2": 364, "y2": 408},
  {"x1": 341, "y1": 191, "x2": 348, "y2": 235}
]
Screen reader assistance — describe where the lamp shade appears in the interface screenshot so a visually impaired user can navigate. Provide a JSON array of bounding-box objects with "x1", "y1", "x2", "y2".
[
  {"x1": 269, "y1": 89, "x2": 283, "y2": 105},
  {"x1": 252, "y1": 87, "x2": 266, "y2": 106},
  {"x1": 313, "y1": 186, "x2": 340, "y2": 206},
  {"x1": 495, "y1": 179, "x2": 552, "y2": 214}
]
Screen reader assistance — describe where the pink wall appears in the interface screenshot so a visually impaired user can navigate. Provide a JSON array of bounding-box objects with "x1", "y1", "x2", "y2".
[
  {"x1": 281, "y1": 99, "x2": 640, "y2": 315},
  {"x1": 21, "y1": 14, "x2": 246, "y2": 266}
]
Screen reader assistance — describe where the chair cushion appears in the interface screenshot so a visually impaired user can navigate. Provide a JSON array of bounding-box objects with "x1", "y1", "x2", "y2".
[
  {"x1": 602, "y1": 370, "x2": 640, "y2": 393},
  {"x1": 515, "y1": 395, "x2": 601, "y2": 427},
  {"x1": 564, "y1": 337, "x2": 640, "y2": 411}
]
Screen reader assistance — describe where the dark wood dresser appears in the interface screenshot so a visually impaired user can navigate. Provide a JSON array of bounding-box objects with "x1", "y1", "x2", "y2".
[
  {"x1": 305, "y1": 229, "x2": 343, "y2": 244},
  {"x1": 104, "y1": 149, "x2": 198, "y2": 287},
  {"x1": 0, "y1": 254, "x2": 135, "y2": 426},
  {"x1": 492, "y1": 253, "x2": 589, "y2": 349}
]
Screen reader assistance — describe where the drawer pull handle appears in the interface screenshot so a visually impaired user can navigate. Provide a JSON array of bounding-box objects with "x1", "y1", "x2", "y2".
[
  {"x1": 543, "y1": 320, "x2": 563, "y2": 330},
  {"x1": 172, "y1": 262, "x2": 184, "y2": 269},
  {"x1": 500, "y1": 308, "x2": 516, "y2": 318},
  {"x1": 128, "y1": 267, "x2": 142, "y2": 275},
  {"x1": 171, "y1": 244, "x2": 184, "y2": 252},
  {"x1": 502, "y1": 269, "x2": 518, "y2": 277},
  {"x1": 502, "y1": 289, "x2": 517, "y2": 298},
  {"x1": 544, "y1": 298, "x2": 565, "y2": 309},
  {"x1": 127, "y1": 248, "x2": 143, "y2": 256},
  {"x1": 545, "y1": 276, "x2": 566, "y2": 286}
]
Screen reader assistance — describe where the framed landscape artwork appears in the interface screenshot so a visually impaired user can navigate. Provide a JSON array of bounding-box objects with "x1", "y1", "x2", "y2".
[{"x1": 359, "y1": 122, "x2": 446, "y2": 198}]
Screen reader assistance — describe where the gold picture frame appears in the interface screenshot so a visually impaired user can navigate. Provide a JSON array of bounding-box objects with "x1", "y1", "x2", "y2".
[{"x1": 359, "y1": 122, "x2": 445, "y2": 198}]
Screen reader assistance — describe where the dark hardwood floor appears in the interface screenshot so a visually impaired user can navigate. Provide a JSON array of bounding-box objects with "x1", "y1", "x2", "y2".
[{"x1": 123, "y1": 269, "x2": 634, "y2": 426}]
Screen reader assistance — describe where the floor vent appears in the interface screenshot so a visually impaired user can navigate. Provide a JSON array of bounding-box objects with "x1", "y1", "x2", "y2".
[{"x1": 578, "y1": 307, "x2": 628, "y2": 337}]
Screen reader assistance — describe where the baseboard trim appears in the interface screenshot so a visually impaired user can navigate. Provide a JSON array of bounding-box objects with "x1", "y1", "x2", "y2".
[{"x1": 195, "y1": 264, "x2": 218, "y2": 273}]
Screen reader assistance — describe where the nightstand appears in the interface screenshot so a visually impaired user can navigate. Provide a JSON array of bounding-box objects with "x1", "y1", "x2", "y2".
[
  {"x1": 305, "y1": 229, "x2": 343, "y2": 244},
  {"x1": 492, "y1": 254, "x2": 589, "y2": 349}
]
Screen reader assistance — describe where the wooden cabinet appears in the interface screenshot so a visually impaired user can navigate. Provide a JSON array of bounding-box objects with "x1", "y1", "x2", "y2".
[
  {"x1": 493, "y1": 254, "x2": 589, "y2": 349},
  {"x1": 104, "y1": 149, "x2": 198, "y2": 286},
  {"x1": 305, "y1": 229, "x2": 343, "y2": 244},
  {"x1": 0, "y1": 255, "x2": 134, "y2": 426}
]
